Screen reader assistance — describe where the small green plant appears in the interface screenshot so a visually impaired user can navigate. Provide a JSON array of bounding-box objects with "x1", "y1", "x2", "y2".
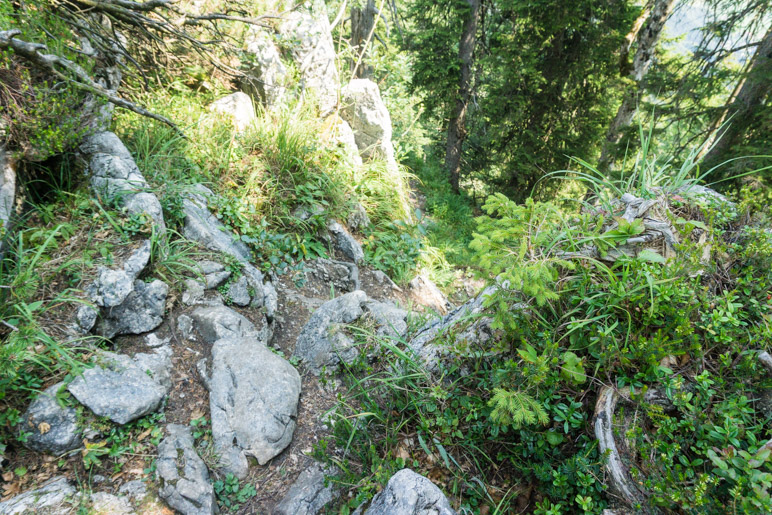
[{"x1": 213, "y1": 474, "x2": 257, "y2": 512}]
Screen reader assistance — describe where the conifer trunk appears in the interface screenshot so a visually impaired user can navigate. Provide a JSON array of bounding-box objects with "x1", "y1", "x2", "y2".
[
  {"x1": 445, "y1": 0, "x2": 480, "y2": 194},
  {"x1": 699, "y1": 25, "x2": 772, "y2": 170}
]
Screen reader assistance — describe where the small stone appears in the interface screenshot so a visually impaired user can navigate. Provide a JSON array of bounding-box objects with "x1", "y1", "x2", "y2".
[
  {"x1": 118, "y1": 480, "x2": 147, "y2": 501},
  {"x1": 363, "y1": 469, "x2": 455, "y2": 515},
  {"x1": 182, "y1": 279, "x2": 206, "y2": 306},
  {"x1": 20, "y1": 383, "x2": 81, "y2": 455},
  {"x1": 157, "y1": 424, "x2": 216, "y2": 515},
  {"x1": 408, "y1": 274, "x2": 451, "y2": 314},
  {"x1": 191, "y1": 305, "x2": 265, "y2": 345},
  {"x1": 144, "y1": 333, "x2": 170, "y2": 348},
  {"x1": 196, "y1": 260, "x2": 225, "y2": 275},
  {"x1": 90, "y1": 492, "x2": 133, "y2": 514},
  {"x1": 205, "y1": 270, "x2": 231, "y2": 289},
  {"x1": 327, "y1": 220, "x2": 364, "y2": 264},
  {"x1": 177, "y1": 314, "x2": 195, "y2": 340},
  {"x1": 96, "y1": 279, "x2": 168, "y2": 338},
  {"x1": 208, "y1": 92, "x2": 256, "y2": 132},
  {"x1": 227, "y1": 276, "x2": 251, "y2": 307},
  {"x1": 274, "y1": 463, "x2": 337, "y2": 515},
  {"x1": 364, "y1": 300, "x2": 408, "y2": 338},
  {"x1": 347, "y1": 202, "x2": 370, "y2": 231},
  {"x1": 76, "y1": 304, "x2": 98, "y2": 334}
]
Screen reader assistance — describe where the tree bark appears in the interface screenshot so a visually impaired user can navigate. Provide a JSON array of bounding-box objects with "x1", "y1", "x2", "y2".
[
  {"x1": 598, "y1": 0, "x2": 677, "y2": 172},
  {"x1": 351, "y1": 0, "x2": 378, "y2": 78},
  {"x1": 700, "y1": 25, "x2": 772, "y2": 170},
  {"x1": 445, "y1": 0, "x2": 480, "y2": 194}
]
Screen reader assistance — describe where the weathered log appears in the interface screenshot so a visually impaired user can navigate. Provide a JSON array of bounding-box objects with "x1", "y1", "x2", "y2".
[{"x1": 594, "y1": 386, "x2": 648, "y2": 508}]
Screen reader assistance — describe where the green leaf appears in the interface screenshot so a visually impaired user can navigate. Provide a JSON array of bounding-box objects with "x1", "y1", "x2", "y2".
[{"x1": 637, "y1": 249, "x2": 666, "y2": 264}]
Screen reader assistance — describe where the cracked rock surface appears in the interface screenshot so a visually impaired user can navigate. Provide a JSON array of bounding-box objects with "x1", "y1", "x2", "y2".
[
  {"x1": 201, "y1": 336, "x2": 301, "y2": 478},
  {"x1": 157, "y1": 424, "x2": 216, "y2": 515},
  {"x1": 274, "y1": 463, "x2": 337, "y2": 515},
  {"x1": 67, "y1": 346, "x2": 172, "y2": 424}
]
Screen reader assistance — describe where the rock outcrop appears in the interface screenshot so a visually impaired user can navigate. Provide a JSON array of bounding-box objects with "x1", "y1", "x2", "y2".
[
  {"x1": 340, "y1": 79, "x2": 397, "y2": 171},
  {"x1": 242, "y1": 27, "x2": 288, "y2": 109},
  {"x1": 80, "y1": 131, "x2": 166, "y2": 232},
  {"x1": 327, "y1": 220, "x2": 364, "y2": 264},
  {"x1": 408, "y1": 274, "x2": 451, "y2": 314},
  {"x1": 362, "y1": 469, "x2": 456, "y2": 515},
  {"x1": 208, "y1": 92, "x2": 256, "y2": 132},
  {"x1": 157, "y1": 424, "x2": 217, "y2": 515},
  {"x1": 279, "y1": 2, "x2": 339, "y2": 114},
  {"x1": 67, "y1": 346, "x2": 172, "y2": 425}
]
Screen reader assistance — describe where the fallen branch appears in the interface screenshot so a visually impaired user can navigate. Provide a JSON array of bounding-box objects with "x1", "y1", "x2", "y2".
[
  {"x1": 0, "y1": 30, "x2": 183, "y2": 136},
  {"x1": 594, "y1": 386, "x2": 648, "y2": 509}
]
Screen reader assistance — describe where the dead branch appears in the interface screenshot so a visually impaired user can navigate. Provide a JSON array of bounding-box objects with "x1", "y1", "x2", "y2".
[{"x1": 0, "y1": 30, "x2": 183, "y2": 135}]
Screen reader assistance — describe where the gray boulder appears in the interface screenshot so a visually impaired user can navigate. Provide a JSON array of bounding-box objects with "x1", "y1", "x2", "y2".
[
  {"x1": 363, "y1": 469, "x2": 455, "y2": 515},
  {"x1": 67, "y1": 346, "x2": 172, "y2": 424},
  {"x1": 365, "y1": 300, "x2": 408, "y2": 338},
  {"x1": 201, "y1": 337, "x2": 301, "y2": 477},
  {"x1": 209, "y1": 92, "x2": 256, "y2": 132},
  {"x1": 293, "y1": 290, "x2": 368, "y2": 374},
  {"x1": 242, "y1": 27, "x2": 288, "y2": 108},
  {"x1": 157, "y1": 424, "x2": 216, "y2": 515},
  {"x1": 307, "y1": 258, "x2": 360, "y2": 292},
  {"x1": 328, "y1": 220, "x2": 364, "y2": 264},
  {"x1": 340, "y1": 79, "x2": 397, "y2": 171},
  {"x1": 80, "y1": 131, "x2": 165, "y2": 232},
  {"x1": 408, "y1": 275, "x2": 451, "y2": 314},
  {"x1": 96, "y1": 279, "x2": 168, "y2": 338},
  {"x1": 274, "y1": 463, "x2": 336, "y2": 515},
  {"x1": 279, "y1": 2, "x2": 339, "y2": 114},
  {"x1": 191, "y1": 305, "x2": 266, "y2": 344},
  {"x1": 0, "y1": 477, "x2": 77, "y2": 514},
  {"x1": 20, "y1": 383, "x2": 81, "y2": 455}
]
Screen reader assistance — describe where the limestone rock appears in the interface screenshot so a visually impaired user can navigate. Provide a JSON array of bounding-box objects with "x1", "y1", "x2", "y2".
[
  {"x1": 96, "y1": 279, "x2": 168, "y2": 338},
  {"x1": 0, "y1": 145, "x2": 16, "y2": 234},
  {"x1": 242, "y1": 27, "x2": 288, "y2": 108},
  {"x1": 340, "y1": 79, "x2": 397, "y2": 170},
  {"x1": 328, "y1": 220, "x2": 364, "y2": 264},
  {"x1": 157, "y1": 424, "x2": 216, "y2": 515},
  {"x1": 365, "y1": 300, "x2": 408, "y2": 338},
  {"x1": 90, "y1": 492, "x2": 134, "y2": 514},
  {"x1": 274, "y1": 463, "x2": 336, "y2": 515},
  {"x1": 191, "y1": 305, "x2": 266, "y2": 345},
  {"x1": 80, "y1": 131, "x2": 165, "y2": 232},
  {"x1": 227, "y1": 275, "x2": 251, "y2": 306},
  {"x1": 67, "y1": 346, "x2": 172, "y2": 424},
  {"x1": 145, "y1": 333, "x2": 170, "y2": 348},
  {"x1": 201, "y1": 337, "x2": 301, "y2": 477},
  {"x1": 363, "y1": 469, "x2": 455, "y2": 515},
  {"x1": 20, "y1": 383, "x2": 81, "y2": 455},
  {"x1": 85, "y1": 240, "x2": 151, "y2": 308},
  {"x1": 177, "y1": 314, "x2": 195, "y2": 340},
  {"x1": 325, "y1": 115, "x2": 363, "y2": 167},
  {"x1": 181, "y1": 185, "x2": 265, "y2": 306},
  {"x1": 209, "y1": 92, "x2": 256, "y2": 132},
  {"x1": 279, "y1": 3, "x2": 339, "y2": 114},
  {"x1": 307, "y1": 258, "x2": 360, "y2": 292},
  {"x1": 347, "y1": 202, "x2": 370, "y2": 231},
  {"x1": 408, "y1": 286, "x2": 501, "y2": 372},
  {"x1": 0, "y1": 477, "x2": 77, "y2": 514},
  {"x1": 408, "y1": 274, "x2": 450, "y2": 314},
  {"x1": 293, "y1": 290, "x2": 368, "y2": 374}
]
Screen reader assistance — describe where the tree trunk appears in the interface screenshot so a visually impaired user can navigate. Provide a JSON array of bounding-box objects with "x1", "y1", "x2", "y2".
[
  {"x1": 351, "y1": 0, "x2": 377, "y2": 78},
  {"x1": 700, "y1": 25, "x2": 772, "y2": 170},
  {"x1": 445, "y1": 0, "x2": 480, "y2": 194},
  {"x1": 598, "y1": 0, "x2": 676, "y2": 172}
]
